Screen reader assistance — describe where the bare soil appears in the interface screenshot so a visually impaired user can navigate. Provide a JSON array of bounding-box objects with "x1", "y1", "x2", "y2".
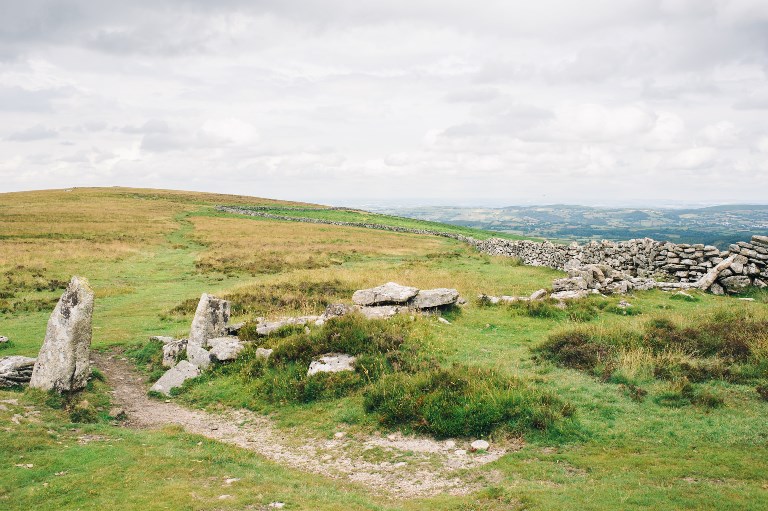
[{"x1": 94, "y1": 351, "x2": 514, "y2": 499}]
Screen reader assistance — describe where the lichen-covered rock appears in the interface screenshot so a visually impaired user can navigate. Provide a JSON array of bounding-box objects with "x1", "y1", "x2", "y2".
[
  {"x1": 0, "y1": 356, "x2": 36, "y2": 387},
  {"x1": 720, "y1": 275, "x2": 752, "y2": 294},
  {"x1": 307, "y1": 354, "x2": 357, "y2": 376},
  {"x1": 187, "y1": 294, "x2": 231, "y2": 368},
  {"x1": 352, "y1": 282, "x2": 418, "y2": 306},
  {"x1": 411, "y1": 288, "x2": 459, "y2": 309},
  {"x1": 550, "y1": 290, "x2": 591, "y2": 300},
  {"x1": 162, "y1": 339, "x2": 187, "y2": 368},
  {"x1": 207, "y1": 336, "x2": 244, "y2": 362},
  {"x1": 529, "y1": 289, "x2": 548, "y2": 301},
  {"x1": 30, "y1": 276, "x2": 94, "y2": 392},
  {"x1": 255, "y1": 348, "x2": 273, "y2": 359},
  {"x1": 0, "y1": 336, "x2": 9, "y2": 344},
  {"x1": 150, "y1": 360, "x2": 200, "y2": 396}
]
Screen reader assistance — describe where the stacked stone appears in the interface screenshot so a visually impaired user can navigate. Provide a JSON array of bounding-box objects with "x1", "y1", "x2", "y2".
[
  {"x1": 650, "y1": 242, "x2": 726, "y2": 283},
  {"x1": 715, "y1": 235, "x2": 768, "y2": 293}
]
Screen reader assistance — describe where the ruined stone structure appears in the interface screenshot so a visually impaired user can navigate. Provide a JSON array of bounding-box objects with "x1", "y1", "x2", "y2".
[{"x1": 217, "y1": 206, "x2": 767, "y2": 295}]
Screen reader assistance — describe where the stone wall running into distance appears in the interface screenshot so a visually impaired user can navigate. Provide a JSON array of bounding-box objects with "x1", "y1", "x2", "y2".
[{"x1": 216, "y1": 206, "x2": 768, "y2": 294}]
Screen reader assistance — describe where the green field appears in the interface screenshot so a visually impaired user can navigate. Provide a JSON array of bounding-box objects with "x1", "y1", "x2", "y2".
[{"x1": 1, "y1": 188, "x2": 767, "y2": 510}]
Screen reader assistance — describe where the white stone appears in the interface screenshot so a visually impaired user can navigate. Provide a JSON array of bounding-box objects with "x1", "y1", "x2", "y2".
[
  {"x1": 307, "y1": 354, "x2": 357, "y2": 376},
  {"x1": 352, "y1": 282, "x2": 419, "y2": 306},
  {"x1": 529, "y1": 289, "x2": 548, "y2": 301},
  {"x1": 150, "y1": 360, "x2": 200, "y2": 396},
  {"x1": 470, "y1": 439, "x2": 490, "y2": 451},
  {"x1": 437, "y1": 317, "x2": 451, "y2": 325},
  {"x1": 30, "y1": 276, "x2": 94, "y2": 392},
  {"x1": 550, "y1": 290, "x2": 590, "y2": 300},
  {"x1": 162, "y1": 339, "x2": 187, "y2": 368},
  {"x1": 255, "y1": 348, "x2": 273, "y2": 359}
]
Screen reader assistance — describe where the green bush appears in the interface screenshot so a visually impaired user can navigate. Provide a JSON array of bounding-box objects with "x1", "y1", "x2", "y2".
[{"x1": 363, "y1": 365, "x2": 574, "y2": 438}]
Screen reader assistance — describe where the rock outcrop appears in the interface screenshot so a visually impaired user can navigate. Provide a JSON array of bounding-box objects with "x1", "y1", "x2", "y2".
[
  {"x1": 30, "y1": 276, "x2": 94, "y2": 392},
  {"x1": 307, "y1": 354, "x2": 357, "y2": 376},
  {"x1": 0, "y1": 356, "x2": 36, "y2": 387},
  {"x1": 187, "y1": 294, "x2": 231, "y2": 368},
  {"x1": 149, "y1": 360, "x2": 200, "y2": 396}
]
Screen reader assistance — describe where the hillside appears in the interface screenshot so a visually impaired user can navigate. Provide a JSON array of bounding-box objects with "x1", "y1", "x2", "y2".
[
  {"x1": 376, "y1": 204, "x2": 768, "y2": 247},
  {"x1": 1, "y1": 188, "x2": 767, "y2": 511}
]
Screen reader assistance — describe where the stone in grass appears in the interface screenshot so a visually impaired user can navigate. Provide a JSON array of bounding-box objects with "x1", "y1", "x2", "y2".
[
  {"x1": 0, "y1": 356, "x2": 36, "y2": 387},
  {"x1": 358, "y1": 305, "x2": 400, "y2": 320},
  {"x1": 671, "y1": 291, "x2": 698, "y2": 302},
  {"x1": 255, "y1": 348, "x2": 273, "y2": 359},
  {"x1": 352, "y1": 282, "x2": 419, "y2": 306},
  {"x1": 470, "y1": 439, "x2": 490, "y2": 451},
  {"x1": 207, "y1": 336, "x2": 245, "y2": 362},
  {"x1": 529, "y1": 289, "x2": 548, "y2": 301},
  {"x1": 150, "y1": 360, "x2": 200, "y2": 396},
  {"x1": 410, "y1": 288, "x2": 460, "y2": 309},
  {"x1": 550, "y1": 290, "x2": 591, "y2": 301},
  {"x1": 0, "y1": 336, "x2": 9, "y2": 344},
  {"x1": 162, "y1": 339, "x2": 187, "y2": 368},
  {"x1": 307, "y1": 353, "x2": 357, "y2": 377},
  {"x1": 30, "y1": 276, "x2": 94, "y2": 392}
]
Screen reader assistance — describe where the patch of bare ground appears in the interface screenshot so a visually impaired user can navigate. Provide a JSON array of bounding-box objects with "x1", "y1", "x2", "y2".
[{"x1": 93, "y1": 351, "x2": 515, "y2": 499}]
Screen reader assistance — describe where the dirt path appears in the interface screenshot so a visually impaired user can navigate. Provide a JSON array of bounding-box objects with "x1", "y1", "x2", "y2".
[{"x1": 94, "y1": 352, "x2": 513, "y2": 499}]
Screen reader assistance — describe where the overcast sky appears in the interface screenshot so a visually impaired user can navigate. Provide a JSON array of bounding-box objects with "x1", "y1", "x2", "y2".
[{"x1": 1, "y1": 1, "x2": 767, "y2": 207}]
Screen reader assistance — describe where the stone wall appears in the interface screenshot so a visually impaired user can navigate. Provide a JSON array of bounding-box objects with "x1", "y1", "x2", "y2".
[
  {"x1": 474, "y1": 236, "x2": 768, "y2": 294},
  {"x1": 216, "y1": 206, "x2": 768, "y2": 294}
]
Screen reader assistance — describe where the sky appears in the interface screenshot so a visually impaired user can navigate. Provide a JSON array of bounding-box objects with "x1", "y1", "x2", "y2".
[{"x1": 1, "y1": 0, "x2": 767, "y2": 207}]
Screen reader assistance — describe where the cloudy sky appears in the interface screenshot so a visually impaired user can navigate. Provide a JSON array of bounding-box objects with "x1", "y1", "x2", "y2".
[{"x1": 1, "y1": 0, "x2": 767, "y2": 206}]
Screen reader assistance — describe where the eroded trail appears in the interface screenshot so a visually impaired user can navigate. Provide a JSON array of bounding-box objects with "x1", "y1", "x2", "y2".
[{"x1": 94, "y1": 351, "x2": 511, "y2": 499}]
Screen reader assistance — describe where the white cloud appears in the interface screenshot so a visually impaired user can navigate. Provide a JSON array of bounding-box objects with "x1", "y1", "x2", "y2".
[{"x1": 0, "y1": 1, "x2": 766, "y2": 204}]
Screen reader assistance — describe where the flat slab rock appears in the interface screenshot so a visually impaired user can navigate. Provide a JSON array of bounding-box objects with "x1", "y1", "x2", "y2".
[
  {"x1": 411, "y1": 288, "x2": 459, "y2": 309},
  {"x1": 256, "y1": 316, "x2": 319, "y2": 336},
  {"x1": 307, "y1": 354, "x2": 357, "y2": 376},
  {"x1": 352, "y1": 282, "x2": 418, "y2": 306},
  {"x1": 0, "y1": 356, "x2": 36, "y2": 387},
  {"x1": 150, "y1": 360, "x2": 200, "y2": 396}
]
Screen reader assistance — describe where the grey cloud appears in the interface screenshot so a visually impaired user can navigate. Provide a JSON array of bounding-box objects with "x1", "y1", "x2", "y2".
[
  {"x1": 6, "y1": 124, "x2": 57, "y2": 141},
  {"x1": 0, "y1": 86, "x2": 66, "y2": 112},
  {"x1": 121, "y1": 119, "x2": 171, "y2": 134}
]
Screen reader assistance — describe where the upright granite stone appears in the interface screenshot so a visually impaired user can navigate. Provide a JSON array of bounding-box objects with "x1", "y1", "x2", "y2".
[
  {"x1": 30, "y1": 276, "x2": 94, "y2": 392},
  {"x1": 186, "y1": 293, "x2": 230, "y2": 368}
]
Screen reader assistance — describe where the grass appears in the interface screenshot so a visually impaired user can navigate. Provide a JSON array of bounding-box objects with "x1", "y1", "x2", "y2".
[{"x1": 1, "y1": 187, "x2": 768, "y2": 510}]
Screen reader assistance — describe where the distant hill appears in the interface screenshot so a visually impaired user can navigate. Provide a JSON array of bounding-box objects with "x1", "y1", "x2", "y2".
[{"x1": 373, "y1": 204, "x2": 768, "y2": 248}]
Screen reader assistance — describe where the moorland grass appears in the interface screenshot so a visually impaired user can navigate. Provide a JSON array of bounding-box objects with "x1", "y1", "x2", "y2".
[{"x1": 2, "y1": 188, "x2": 768, "y2": 510}]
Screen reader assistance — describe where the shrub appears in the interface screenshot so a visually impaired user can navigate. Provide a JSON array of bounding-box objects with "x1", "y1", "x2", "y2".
[
  {"x1": 363, "y1": 365, "x2": 574, "y2": 438},
  {"x1": 536, "y1": 330, "x2": 615, "y2": 371}
]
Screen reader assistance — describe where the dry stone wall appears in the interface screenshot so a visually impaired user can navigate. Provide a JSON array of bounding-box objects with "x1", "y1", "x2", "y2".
[{"x1": 217, "y1": 206, "x2": 768, "y2": 294}]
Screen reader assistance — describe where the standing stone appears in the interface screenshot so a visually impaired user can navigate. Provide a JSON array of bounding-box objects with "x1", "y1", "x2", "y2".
[
  {"x1": 187, "y1": 294, "x2": 230, "y2": 368},
  {"x1": 30, "y1": 276, "x2": 94, "y2": 392}
]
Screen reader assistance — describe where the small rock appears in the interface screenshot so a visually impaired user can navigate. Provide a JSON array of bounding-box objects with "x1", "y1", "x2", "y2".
[
  {"x1": 307, "y1": 354, "x2": 356, "y2": 376},
  {"x1": 437, "y1": 317, "x2": 451, "y2": 325},
  {"x1": 739, "y1": 297, "x2": 756, "y2": 302},
  {"x1": 162, "y1": 338, "x2": 187, "y2": 368},
  {"x1": 470, "y1": 439, "x2": 490, "y2": 451},
  {"x1": 617, "y1": 300, "x2": 632, "y2": 309},
  {"x1": 0, "y1": 336, "x2": 9, "y2": 344},
  {"x1": 224, "y1": 477, "x2": 241, "y2": 485},
  {"x1": 255, "y1": 348, "x2": 273, "y2": 359},
  {"x1": 0, "y1": 356, "x2": 36, "y2": 388},
  {"x1": 269, "y1": 503, "x2": 285, "y2": 509},
  {"x1": 217, "y1": 494, "x2": 232, "y2": 500},
  {"x1": 109, "y1": 408, "x2": 127, "y2": 420},
  {"x1": 334, "y1": 431, "x2": 346, "y2": 439},
  {"x1": 149, "y1": 360, "x2": 201, "y2": 396},
  {"x1": 358, "y1": 305, "x2": 400, "y2": 320},
  {"x1": 444, "y1": 440, "x2": 456, "y2": 449},
  {"x1": 529, "y1": 289, "x2": 548, "y2": 301},
  {"x1": 454, "y1": 449, "x2": 467, "y2": 456}
]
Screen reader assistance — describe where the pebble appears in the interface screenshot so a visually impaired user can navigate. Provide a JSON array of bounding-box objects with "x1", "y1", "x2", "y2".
[
  {"x1": 217, "y1": 494, "x2": 232, "y2": 500},
  {"x1": 224, "y1": 478, "x2": 241, "y2": 485},
  {"x1": 269, "y1": 503, "x2": 286, "y2": 509},
  {"x1": 438, "y1": 317, "x2": 451, "y2": 325},
  {"x1": 334, "y1": 431, "x2": 346, "y2": 439},
  {"x1": 444, "y1": 440, "x2": 456, "y2": 449},
  {"x1": 470, "y1": 439, "x2": 490, "y2": 451}
]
